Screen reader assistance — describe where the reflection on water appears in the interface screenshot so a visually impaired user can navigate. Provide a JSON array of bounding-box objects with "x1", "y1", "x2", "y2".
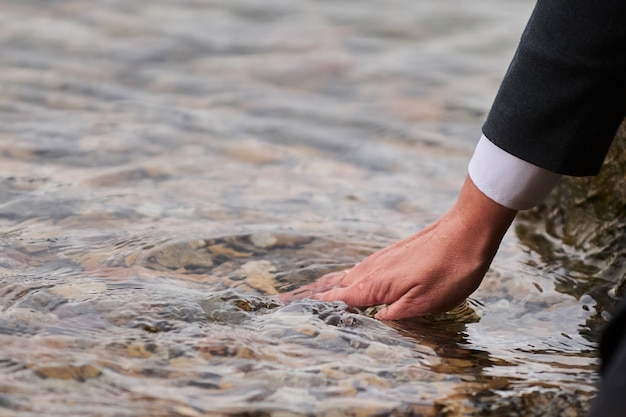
[{"x1": 0, "y1": 0, "x2": 605, "y2": 415}]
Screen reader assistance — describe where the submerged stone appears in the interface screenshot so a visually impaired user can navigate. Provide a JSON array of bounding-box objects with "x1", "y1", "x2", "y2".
[{"x1": 199, "y1": 289, "x2": 281, "y2": 324}]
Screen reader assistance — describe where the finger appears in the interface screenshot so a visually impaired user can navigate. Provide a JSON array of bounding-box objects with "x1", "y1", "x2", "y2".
[
  {"x1": 277, "y1": 287, "x2": 314, "y2": 302},
  {"x1": 278, "y1": 270, "x2": 349, "y2": 302},
  {"x1": 313, "y1": 270, "x2": 351, "y2": 289},
  {"x1": 313, "y1": 284, "x2": 375, "y2": 307},
  {"x1": 375, "y1": 295, "x2": 429, "y2": 321}
]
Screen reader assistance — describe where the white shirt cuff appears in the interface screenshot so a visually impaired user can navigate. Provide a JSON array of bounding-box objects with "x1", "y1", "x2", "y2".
[{"x1": 468, "y1": 135, "x2": 562, "y2": 210}]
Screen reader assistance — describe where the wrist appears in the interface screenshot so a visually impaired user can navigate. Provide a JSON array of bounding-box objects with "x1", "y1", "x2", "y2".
[{"x1": 449, "y1": 175, "x2": 518, "y2": 254}]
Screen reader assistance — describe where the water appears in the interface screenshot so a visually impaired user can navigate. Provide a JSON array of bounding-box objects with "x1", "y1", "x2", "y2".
[{"x1": 0, "y1": 0, "x2": 608, "y2": 415}]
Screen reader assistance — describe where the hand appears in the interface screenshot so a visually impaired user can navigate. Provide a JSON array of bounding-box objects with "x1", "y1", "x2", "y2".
[{"x1": 280, "y1": 176, "x2": 517, "y2": 320}]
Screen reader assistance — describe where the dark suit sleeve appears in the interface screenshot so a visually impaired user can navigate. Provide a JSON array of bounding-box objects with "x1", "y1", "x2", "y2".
[{"x1": 482, "y1": 0, "x2": 626, "y2": 176}]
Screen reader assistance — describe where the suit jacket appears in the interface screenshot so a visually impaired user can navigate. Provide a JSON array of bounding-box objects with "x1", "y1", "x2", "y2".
[{"x1": 483, "y1": 0, "x2": 626, "y2": 176}]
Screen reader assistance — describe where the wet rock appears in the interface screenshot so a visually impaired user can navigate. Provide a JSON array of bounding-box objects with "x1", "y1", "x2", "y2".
[
  {"x1": 517, "y1": 125, "x2": 626, "y2": 298},
  {"x1": 140, "y1": 234, "x2": 314, "y2": 277},
  {"x1": 1, "y1": 308, "x2": 59, "y2": 328},
  {"x1": 199, "y1": 289, "x2": 280, "y2": 324},
  {"x1": 13, "y1": 289, "x2": 67, "y2": 313},
  {"x1": 195, "y1": 342, "x2": 256, "y2": 360},
  {"x1": 126, "y1": 342, "x2": 155, "y2": 358},
  {"x1": 33, "y1": 364, "x2": 101, "y2": 381},
  {"x1": 236, "y1": 260, "x2": 278, "y2": 294},
  {"x1": 294, "y1": 325, "x2": 318, "y2": 337},
  {"x1": 470, "y1": 388, "x2": 592, "y2": 417},
  {"x1": 144, "y1": 240, "x2": 217, "y2": 272},
  {"x1": 136, "y1": 233, "x2": 367, "y2": 297},
  {"x1": 51, "y1": 281, "x2": 107, "y2": 301}
]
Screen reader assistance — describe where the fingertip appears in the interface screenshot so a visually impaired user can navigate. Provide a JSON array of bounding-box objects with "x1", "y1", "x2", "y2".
[
  {"x1": 375, "y1": 307, "x2": 399, "y2": 321},
  {"x1": 375, "y1": 301, "x2": 423, "y2": 321},
  {"x1": 374, "y1": 308, "x2": 388, "y2": 320},
  {"x1": 278, "y1": 286, "x2": 316, "y2": 303}
]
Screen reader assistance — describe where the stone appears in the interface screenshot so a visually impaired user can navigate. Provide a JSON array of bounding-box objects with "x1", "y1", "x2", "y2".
[
  {"x1": 250, "y1": 233, "x2": 279, "y2": 248},
  {"x1": 238, "y1": 260, "x2": 277, "y2": 295},
  {"x1": 33, "y1": 364, "x2": 101, "y2": 381},
  {"x1": 51, "y1": 281, "x2": 107, "y2": 301},
  {"x1": 126, "y1": 342, "x2": 153, "y2": 358},
  {"x1": 517, "y1": 123, "x2": 626, "y2": 298}
]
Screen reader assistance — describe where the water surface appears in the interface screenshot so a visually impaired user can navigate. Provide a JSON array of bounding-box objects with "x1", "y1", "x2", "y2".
[{"x1": 0, "y1": 1, "x2": 606, "y2": 415}]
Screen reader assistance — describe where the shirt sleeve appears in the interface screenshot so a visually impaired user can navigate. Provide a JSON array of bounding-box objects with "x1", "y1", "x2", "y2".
[{"x1": 468, "y1": 134, "x2": 561, "y2": 211}]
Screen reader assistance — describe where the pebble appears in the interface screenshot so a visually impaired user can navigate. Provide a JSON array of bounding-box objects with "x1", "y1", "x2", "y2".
[
  {"x1": 51, "y1": 282, "x2": 107, "y2": 301},
  {"x1": 33, "y1": 364, "x2": 101, "y2": 381}
]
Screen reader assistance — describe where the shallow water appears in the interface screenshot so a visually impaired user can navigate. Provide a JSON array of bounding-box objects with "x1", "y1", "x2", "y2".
[{"x1": 0, "y1": 0, "x2": 611, "y2": 415}]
